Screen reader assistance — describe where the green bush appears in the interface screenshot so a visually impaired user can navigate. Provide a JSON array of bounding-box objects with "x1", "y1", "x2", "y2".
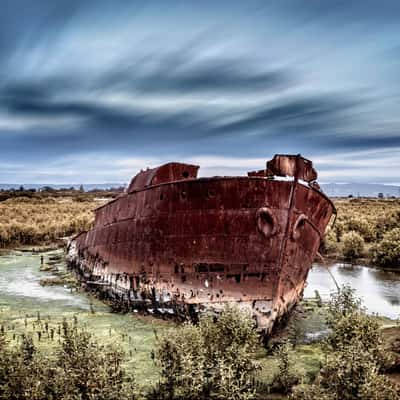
[
  {"x1": 57, "y1": 320, "x2": 135, "y2": 400},
  {"x1": 327, "y1": 285, "x2": 390, "y2": 369},
  {"x1": 318, "y1": 341, "x2": 396, "y2": 400},
  {"x1": 320, "y1": 229, "x2": 340, "y2": 255},
  {"x1": 341, "y1": 230, "x2": 365, "y2": 260},
  {"x1": 372, "y1": 227, "x2": 400, "y2": 269},
  {"x1": 291, "y1": 383, "x2": 335, "y2": 400},
  {"x1": 345, "y1": 217, "x2": 376, "y2": 242},
  {"x1": 321, "y1": 199, "x2": 400, "y2": 267},
  {"x1": 271, "y1": 341, "x2": 300, "y2": 394},
  {"x1": 291, "y1": 285, "x2": 399, "y2": 400},
  {"x1": 0, "y1": 320, "x2": 136, "y2": 400},
  {"x1": 153, "y1": 305, "x2": 259, "y2": 400}
]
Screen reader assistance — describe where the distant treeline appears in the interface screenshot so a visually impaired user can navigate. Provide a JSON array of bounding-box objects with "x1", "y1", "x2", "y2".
[{"x1": 0, "y1": 187, "x2": 124, "y2": 202}]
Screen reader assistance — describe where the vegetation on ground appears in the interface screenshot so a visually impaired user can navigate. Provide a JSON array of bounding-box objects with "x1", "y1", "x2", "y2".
[
  {"x1": 0, "y1": 287, "x2": 399, "y2": 399},
  {"x1": 0, "y1": 188, "x2": 124, "y2": 248},
  {"x1": 270, "y1": 341, "x2": 300, "y2": 394},
  {"x1": 321, "y1": 198, "x2": 400, "y2": 268},
  {"x1": 0, "y1": 319, "x2": 135, "y2": 400},
  {"x1": 0, "y1": 195, "x2": 97, "y2": 247},
  {"x1": 291, "y1": 285, "x2": 399, "y2": 399},
  {"x1": 1, "y1": 193, "x2": 400, "y2": 397},
  {"x1": 152, "y1": 306, "x2": 260, "y2": 400},
  {"x1": 372, "y1": 227, "x2": 400, "y2": 268},
  {"x1": 341, "y1": 230, "x2": 365, "y2": 261}
]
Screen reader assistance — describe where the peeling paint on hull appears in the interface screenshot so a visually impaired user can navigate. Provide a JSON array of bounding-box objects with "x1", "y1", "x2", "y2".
[{"x1": 67, "y1": 155, "x2": 335, "y2": 334}]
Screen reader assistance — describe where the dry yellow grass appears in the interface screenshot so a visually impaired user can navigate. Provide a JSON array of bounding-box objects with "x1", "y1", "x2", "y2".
[{"x1": 0, "y1": 196, "x2": 99, "y2": 247}]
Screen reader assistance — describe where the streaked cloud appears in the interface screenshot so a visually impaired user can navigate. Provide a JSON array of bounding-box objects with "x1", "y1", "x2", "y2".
[{"x1": 1, "y1": 0, "x2": 400, "y2": 183}]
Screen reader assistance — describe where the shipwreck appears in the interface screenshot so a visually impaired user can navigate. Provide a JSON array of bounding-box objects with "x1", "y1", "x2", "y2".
[{"x1": 67, "y1": 154, "x2": 335, "y2": 334}]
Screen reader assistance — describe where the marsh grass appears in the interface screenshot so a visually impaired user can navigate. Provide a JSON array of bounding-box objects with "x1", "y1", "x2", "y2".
[{"x1": 0, "y1": 196, "x2": 100, "y2": 247}]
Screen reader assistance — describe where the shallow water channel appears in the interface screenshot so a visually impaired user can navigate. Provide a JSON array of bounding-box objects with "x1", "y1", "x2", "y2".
[
  {"x1": 1, "y1": 250, "x2": 400, "y2": 320},
  {"x1": 0, "y1": 249, "x2": 99, "y2": 314},
  {"x1": 304, "y1": 263, "x2": 400, "y2": 320},
  {"x1": 0, "y1": 250, "x2": 399, "y2": 377}
]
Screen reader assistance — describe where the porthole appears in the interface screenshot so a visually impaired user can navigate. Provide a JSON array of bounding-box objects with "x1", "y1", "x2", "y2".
[
  {"x1": 292, "y1": 214, "x2": 308, "y2": 240},
  {"x1": 256, "y1": 207, "x2": 277, "y2": 238}
]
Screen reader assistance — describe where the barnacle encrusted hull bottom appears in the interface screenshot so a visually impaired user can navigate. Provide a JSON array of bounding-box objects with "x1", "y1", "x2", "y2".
[{"x1": 67, "y1": 155, "x2": 335, "y2": 334}]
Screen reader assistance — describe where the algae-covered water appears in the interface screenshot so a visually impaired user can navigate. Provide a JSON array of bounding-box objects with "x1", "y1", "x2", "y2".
[
  {"x1": 0, "y1": 249, "x2": 173, "y2": 386},
  {"x1": 1, "y1": 250, "x2": 399, "y2": 388},
  {"x1": 0, "y1": 250, "x2": 96, "y2": 313}
]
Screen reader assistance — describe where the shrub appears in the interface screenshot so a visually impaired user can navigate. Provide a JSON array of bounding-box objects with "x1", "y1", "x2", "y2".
[
  {"x1": 332, "y1": 221, "x2": 344, "y2": 243},
  {"x1": 341, "y1": 230, "x2": 365, "y2": 260},
  {"x1": 154, "y1": 305, "x2": 259, "y2": 400},
  {"x1": 318, "y1": 341, "x2": 395, "y2": 400},
  {"x1": 327, "y1": 285, "x2": 390, "y2": 368},
  {"x1": 0, "y1": 320, "x2": 136, "y2": 400},
  {"x1": 291, "y1": 285, "x2": 399, "y2": 400},
  {"x1": 327, "y1": 284, "x2": 362, "y2": 320},
  {"x1": 372, "y1": 227, "x2": 400, "y2": 269},
  {"x1": 291, "y1": 383, "x2": 335, "y2": 400},
  {"x1": 359, "y1": 368, "x2": 400, "y2": 399},
  {"x1": 345, "y1": 217, "x2": 376, "y2": 242},
  {"x1": 57, "y1": 320, "x2": 135, "y2": 400},
  {"x1": 320, "y1": 229, "x2": 340, "y2": 255},
  {"x1": 271, "y1": 341, "x2": 300, "y2": 394},
  {"x1": 321, "y1": 199, "x2": 400, "y2": 267},
  {"x1": 0, "y1": 334, "x2": 54, "y2": 400}
]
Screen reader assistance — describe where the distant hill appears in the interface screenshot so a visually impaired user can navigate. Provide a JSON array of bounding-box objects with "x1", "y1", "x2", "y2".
[
  {"x1": 1, "y1": 182, "x2": 399, "y2": 198},
  {"x1": 0, "y1": 183, "x2": 126, "y2": 191},
  {"x1": 320, "y1": 183, "x2": 400, "y2": 198}
]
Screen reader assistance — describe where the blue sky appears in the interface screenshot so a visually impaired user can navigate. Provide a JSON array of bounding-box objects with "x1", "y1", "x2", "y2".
[{"x1": 1, "y1": 0, "x2": 400, "y2": 184}]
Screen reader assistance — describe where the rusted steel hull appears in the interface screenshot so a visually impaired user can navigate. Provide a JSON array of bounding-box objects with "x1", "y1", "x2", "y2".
[{"x1": 67, "y1": 157, "x2": 335, "y2": 334}]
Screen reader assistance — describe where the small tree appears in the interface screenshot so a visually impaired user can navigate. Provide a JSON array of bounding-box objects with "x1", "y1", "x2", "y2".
[{"x1": 320, "y1": 228, "x2": 340, "y2": 255}]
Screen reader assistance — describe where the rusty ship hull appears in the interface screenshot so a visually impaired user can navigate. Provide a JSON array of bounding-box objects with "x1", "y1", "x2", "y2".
[{"x1": 67, "y1": 155, "x2": 335, "y2": 333}]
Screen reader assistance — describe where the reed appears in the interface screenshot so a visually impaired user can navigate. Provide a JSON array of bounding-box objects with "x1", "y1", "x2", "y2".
[{"x1": 0, "y1": 196, "x2": 97, "y2": 247}]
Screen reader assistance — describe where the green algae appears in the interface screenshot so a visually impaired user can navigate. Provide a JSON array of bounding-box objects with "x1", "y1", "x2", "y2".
[
  {"x1": 0, "y1": 249, "x2": 174, "y2": 387},
  {"x1": 0, "y1": 250, "x2": 397, "y2": 395}
]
